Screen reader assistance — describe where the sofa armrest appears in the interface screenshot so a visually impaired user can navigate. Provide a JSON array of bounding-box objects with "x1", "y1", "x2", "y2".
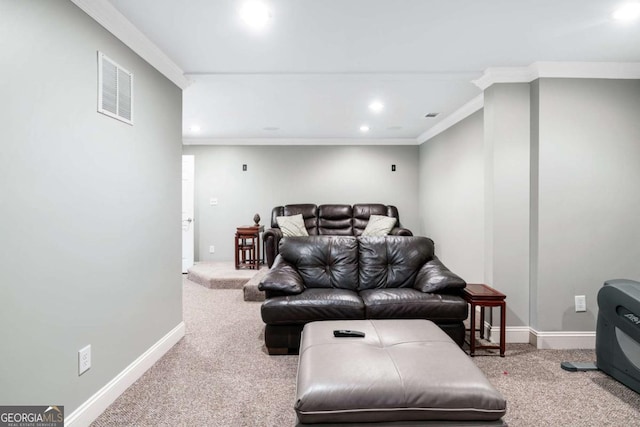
[
  {"x1": 414, "y1": 256, "x2": 466, "y2": 293},
  {"x1": 263, "y1": 228, "x2": 284, "y2": 268},
  {"x1": 389, "y1": 226, "x2": 413, "y2": 236},
  {"x1": 259, "y1": 256, "x2": 305, "y2": 295}
]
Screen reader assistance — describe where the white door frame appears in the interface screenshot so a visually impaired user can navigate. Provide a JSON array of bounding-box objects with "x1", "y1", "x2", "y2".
[{"x1": 181, "y1": 155, "x2": 195, "y2": 273}]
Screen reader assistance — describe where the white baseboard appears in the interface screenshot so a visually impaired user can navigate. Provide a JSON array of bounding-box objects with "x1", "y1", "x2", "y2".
[
  {"x1": 530, "y1": 329, "x2": 596, "y2": 349},
  {"x1": 65, "y1": 321, "x2": 186, "y2": 427},
  {"x1": 484, "y1": 323, "x2": 596, "y2": 349},
  {"x1": 484, "y1": 323, "x2": 530, "y2": 343},
  {"x1": 505, "y1": 326, "x2": 531, "y2": 343}
]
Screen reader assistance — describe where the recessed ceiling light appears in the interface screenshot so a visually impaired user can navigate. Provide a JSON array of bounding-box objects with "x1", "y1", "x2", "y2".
[
  {"x1": 369, "y1": 101, "x2": 384, "y2": 113},
  {"x1": 613, "y1": 3, "x2": 640, "y2": 21},
  {"x1": 359, "y1": 125, "x2": 370, "y2": 132},
  {"x1": 240, "y1": 1, "x2": 271, "y2": 30},
  {"x1": 190, "y1": 125, "x2": 201, "y2": 133}
]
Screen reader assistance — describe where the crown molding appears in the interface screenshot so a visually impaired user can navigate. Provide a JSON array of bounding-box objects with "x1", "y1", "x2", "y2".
[
  {"x1": 71, "y1": 0, "x2": 190, "y2": 89},
  {"x1": 183, "y1": 138, "x2": 418, "y2": 146},
  {"x1": 416, "y1": 94, "x2": 484, "y2": 144},
  {"x1": 472, "y1": 67, "x2": 537, "y2": 90},
  {"x1": 184, "y1": 71, "x2": 483, "y2": 82},
  {"x1": 419, "y1": 61, "x2": 640, "y2": 144},
  {"x1": 473, "y1": 61, "x2": 640, "y2": 90}
]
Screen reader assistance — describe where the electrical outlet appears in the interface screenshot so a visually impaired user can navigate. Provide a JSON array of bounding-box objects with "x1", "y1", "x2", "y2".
[
  {"x1": 78, "y1": 345, "x2": 91, "y2": 375},
  {"x1": 575, "y1": 295, "x2": 586, "y2": 312},
  {"x1": 209, "y1": 198, "x2": 218, "y2": 206},
  {"x1": 209, "y1": 245, "x2": 215, "y2": 253}
]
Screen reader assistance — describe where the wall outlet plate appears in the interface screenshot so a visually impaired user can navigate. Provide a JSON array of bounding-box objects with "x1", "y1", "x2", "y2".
[
  {"x1": 575, "y1": 295, "x2": 587, "y2": 312},
  {"x1": 78, "y1": 345, "x2": 91, "y2": 375},
  {"x1": 209, "y1": 245, "x2": 215, "y2": 253}
]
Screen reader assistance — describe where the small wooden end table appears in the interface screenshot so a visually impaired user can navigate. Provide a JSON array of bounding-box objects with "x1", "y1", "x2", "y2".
[
  {"x1": 235, "y1": 225, "x2": 264, "y2": 270},
  {"x1": 462, "y1": 283, "x2": 506, "y2": 357}
]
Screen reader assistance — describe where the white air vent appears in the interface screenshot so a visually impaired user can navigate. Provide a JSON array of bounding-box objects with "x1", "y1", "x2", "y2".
[{"x1": 98, "y1": 52, "x2": 133, "y2": 125}]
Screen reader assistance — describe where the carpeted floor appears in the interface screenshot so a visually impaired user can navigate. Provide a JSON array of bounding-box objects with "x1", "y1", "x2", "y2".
[
  {"x1": 186, "y1": 261, "x2": 268, "y2": 301},
  {"x1": 91, "y1": 277, "x2": 640, "y2": 426},
  {"x1": 186, "y1": 261, "x2": 267, "y2": 289}
]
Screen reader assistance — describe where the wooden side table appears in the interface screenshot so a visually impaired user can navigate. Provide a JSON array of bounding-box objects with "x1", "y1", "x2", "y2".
[
  {"x1": 462, "y1": 283, "x2": 506, "y2": 357},
  {"x1": 235, "y1": 225, "x2": 264, "y2": 270}
]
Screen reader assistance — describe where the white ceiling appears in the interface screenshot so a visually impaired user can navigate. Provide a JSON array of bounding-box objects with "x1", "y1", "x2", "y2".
[{"x1": 106, "y1": 0, "x2": 640, "y2": 143}]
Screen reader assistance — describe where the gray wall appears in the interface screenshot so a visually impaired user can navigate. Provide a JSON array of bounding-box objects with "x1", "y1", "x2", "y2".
[
  {"x1": 182, "y1": 145, "x2": 420, "y2": 261},
  {"x1": 0, "y1": 0, "x2": 183, "y2": 412},
  {"x1": 530, "y1": 80, "x2": 541, "y2": 329},
  {"x1": 418, "y1": 111, "x2": 485, "y2": 282},
  {"x1": 533, "y1": 78, "x2": 640, "y2": 331},
  {"x1": 419, "y1": 78, "x2": 640, "y2": 335},
  {"x1": 484, "y1": 83, "x2": 531, "y2": 328}
]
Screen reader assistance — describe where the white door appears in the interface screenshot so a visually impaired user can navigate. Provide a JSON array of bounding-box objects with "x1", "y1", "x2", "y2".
[{"x1": 182, "y1": 155, "x2": 195, "y2": 273}]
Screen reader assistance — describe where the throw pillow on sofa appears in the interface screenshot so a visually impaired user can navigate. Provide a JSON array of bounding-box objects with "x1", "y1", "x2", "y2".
[
  {"x1": 361, "y1": 214, "x2": 397, "y2": 236},
  {"x1": 276, "y1": 214, "x2": 309, "y2": 237}
]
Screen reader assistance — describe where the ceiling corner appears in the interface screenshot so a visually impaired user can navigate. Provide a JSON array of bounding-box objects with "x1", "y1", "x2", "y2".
[{"x1": 71, "y1": 0, "x2": 190, "y2": 89}]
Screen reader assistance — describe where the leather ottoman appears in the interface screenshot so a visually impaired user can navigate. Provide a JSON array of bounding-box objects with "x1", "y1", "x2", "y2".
[{"x1": 295, "y1": 319, "x2": 507, "y2": 426}]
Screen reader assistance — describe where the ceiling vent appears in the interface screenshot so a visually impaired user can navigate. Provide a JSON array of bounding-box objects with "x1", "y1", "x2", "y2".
[
  {"x1": 98, "y1": 52, "x2": 133, "y2": 125},
  {"x1": 425, "y1": 112, "x2": 439, "y2": 118}
]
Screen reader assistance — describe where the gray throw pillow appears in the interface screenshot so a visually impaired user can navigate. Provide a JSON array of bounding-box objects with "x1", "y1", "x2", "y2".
[
  {"x1": 361, "y1": 214, "x2": 397, "y2": 236},
  {"x1": 276, "y1": 214, "x2": 309, "y2": 237}
]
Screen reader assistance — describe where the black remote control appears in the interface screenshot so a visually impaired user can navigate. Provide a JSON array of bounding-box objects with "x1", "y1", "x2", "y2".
[{"x1": 333, "y1": 329, "x2": 365, "y2": 338}]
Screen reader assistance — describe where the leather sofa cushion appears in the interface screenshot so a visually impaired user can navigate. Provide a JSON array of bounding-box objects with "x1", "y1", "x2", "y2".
[
  {"x1": 264, "y1": 204, "x2": 412, "y2": 268},
  {"x1": 261, "y1": 288, "x2": 364, "y2": 324},
  {"x1": 352, "y1": 203, "x2": 392, "y2": 235},
  {"x1": 360, "y1": 288, "x2": 468, "y2": 322},
  {"x1": 271, "y1": 204, "x2": 319, "y2": 235},
  {"x1": 317, "y1": 204, "x2": 353, "y2": 235},
  {"x1": 358, "y1": 236, "x2": 434, "y2": 290},
  {"x1": 279, "y1": 236, "x2": 359, "y2": 290},
  {"x1": 259, "y1": 257, "x2": 305, "y2": 294},
  {"x1": 415, "y1": 257, "x2": 467, "y2": 293}
]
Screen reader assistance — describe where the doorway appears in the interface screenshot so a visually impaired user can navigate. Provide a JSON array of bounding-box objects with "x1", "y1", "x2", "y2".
[{"x1": 182, "y1": 155, "x2": 195, "y2": 273}]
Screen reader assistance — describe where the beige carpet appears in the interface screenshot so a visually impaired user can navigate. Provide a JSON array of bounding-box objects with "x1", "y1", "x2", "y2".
[
  {"x1": 93, "y1": 277, "x2": 296, "y2": 426},
  {"x1": 242, "y1": 269, "x2": 268, "y2": 302},
  {"x1": 92, "y1": 278, "x2": 640, "y2": 426},
  {"x1": 186, "y1": 261, "x2": 266, "y2": 289},
  {"x1": 186, "y1": 261, "x2": 268, "y2": 301}
]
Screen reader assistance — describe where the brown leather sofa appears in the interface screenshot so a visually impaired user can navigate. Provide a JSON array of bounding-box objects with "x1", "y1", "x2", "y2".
[
  {"x1": 259, "y1": 235, "x2": 468, "y2": 355},
  {"x1": 263, "y1": 203, "x2": 412, "y2": 267}
]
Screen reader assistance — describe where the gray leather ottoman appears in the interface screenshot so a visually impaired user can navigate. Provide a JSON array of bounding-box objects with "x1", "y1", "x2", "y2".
[{"x1": 295, "y1": 319, "x2": 507, "y2": 426}]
